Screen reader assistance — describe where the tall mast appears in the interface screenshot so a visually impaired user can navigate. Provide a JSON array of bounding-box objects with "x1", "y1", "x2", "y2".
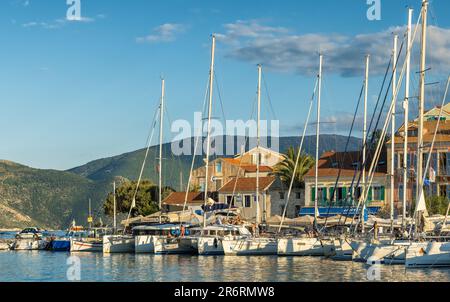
[
  {"x1": 88, "y1": 198, "x2": 92, "y2": 229},
  {"x1": 402, "y1": 8, "x2": 413, "y2": 230},
  {"x1": 314, "y1": 54, "x2": 323, "y2": 227},
  {"x1": 362, "y1": 55, "x2": 370, "y2": 234},
  {"x1": 158, "y1": 78, "x2": 165, "y2": 223},
  {"x1": 390, "y1": 34, "x2": 398, "y2": 234},
  {"x1": 203, "y1": 35, "x2": 216, "y2": 228},
  {"x1": 416, "y1": 0, "x2": 428, "y2": 211},
  {"x1": 256, "y1": 64, "x2": 262, "y2": 225},
  {"x1": 113, "y1": 181, "x2": 117, "y2": 233}
]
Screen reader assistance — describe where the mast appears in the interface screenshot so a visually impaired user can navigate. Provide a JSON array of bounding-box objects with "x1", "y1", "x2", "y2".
[
  {"x1": 314, "y1": 54, "x2": 323, "y2": 227},
  {"x1": 256, "y1": 64, "x2": 262, "y2": 225},
  {"x1": 416, "y1": 0, "x2": 428, "y2": 222},
  {"x1": 158, "y1": 78, "x2": 165, "y2": 223},
  {"x1": 203, "y1": 34, "x2": 216, "y2": 228},
  {"x1": 362, "y1": 55, "x2": 370, "y2": 234},
  {"x1": 88, "y1": 198, "x2": 92, "y2": 229},
  {"x1": 402, "y1": 8, "x2": 413, "y2": 230},
  {"x1": 390, "y1": 34, "x2": 398, "y2": 234},
  {"x1": 113, "y1": 181, "x2": 117, "y2": 233}
]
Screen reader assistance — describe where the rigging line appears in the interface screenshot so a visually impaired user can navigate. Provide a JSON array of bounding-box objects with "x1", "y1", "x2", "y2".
[
  {"x1": 127, "y1": 100, "x2": 161, "y2": 221},
  {"x1": 225, "y1": 95, "x2": 258, "y2": 221},
  {"x1": 349, "y1": 12, "x2": 422, "y2": 231},
  {"x1": 181, "y1": 77, "x2": 211, "y2": 219},
  {"x1": 277, "y1": 76, "x2": 319, "y2": 233},
  {"x1": 345, "y1": 39, "x2": 406, "y2": 229},
  {"x1": 410, "y1": 75, "x2": 450, "y2": 235},
  {"x1": 322, "y1": 82, "x2": 365, "y2": 229},
  {"x1": 213, "y1": 70, "x2": 227, "y2": 123},
  {"x1": 262, "y1": 71, "x2": 278, "y2": 121},
  {"x1": 350, "y1": 20, "x2": 420, "y2": 234}
]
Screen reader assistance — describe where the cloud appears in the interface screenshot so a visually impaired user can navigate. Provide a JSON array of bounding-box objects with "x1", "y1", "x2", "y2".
[
  {"x1": 136, "y1": 23, "x2": 187, "y2": 43},
  {"x1": 21, "y1": 15, "x2": 98, "y2": 29},
  {"x1": 216, "y1": 20, "x2": 450, "y2": 77}
]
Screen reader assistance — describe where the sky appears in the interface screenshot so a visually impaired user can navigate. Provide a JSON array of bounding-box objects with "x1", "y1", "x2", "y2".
[{"x1": 0, "y1": 0, "x2": 449, "y2": 170}]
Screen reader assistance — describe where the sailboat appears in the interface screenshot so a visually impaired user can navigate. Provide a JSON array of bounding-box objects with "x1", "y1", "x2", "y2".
[{"x1": 277, "y1": 54, "x2": 335, "y2": 256}]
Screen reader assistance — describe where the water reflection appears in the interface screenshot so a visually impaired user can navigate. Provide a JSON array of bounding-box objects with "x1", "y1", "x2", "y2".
[{"x1": 1, "y1": 251, "x2": 450, "y2": 282}]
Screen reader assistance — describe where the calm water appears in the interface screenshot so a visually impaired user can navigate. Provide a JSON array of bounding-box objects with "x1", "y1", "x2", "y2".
[{"x1": 1, "y1": 233, "x2": 450, "y2": 282}]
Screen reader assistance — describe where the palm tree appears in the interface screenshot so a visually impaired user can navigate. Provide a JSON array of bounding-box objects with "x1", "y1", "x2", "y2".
[{"x1": 271, "y1": 147, "x2": 315, "y2": 188}]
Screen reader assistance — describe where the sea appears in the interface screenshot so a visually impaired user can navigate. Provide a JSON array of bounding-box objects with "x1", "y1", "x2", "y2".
[{"x1": 1, "y1": 232, "x2": 450, "y2": 282}]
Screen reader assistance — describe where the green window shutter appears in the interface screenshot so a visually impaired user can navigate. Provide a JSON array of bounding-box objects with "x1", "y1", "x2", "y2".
[
  {"x1": 342, "y1": 187, "x2": 347, "y2": 200},
  {"x1": 368, "y1": 187, "x2": 373, "y2": 201},
  {"x1": 323, "y1": 188, "x2": 327, "y2": 202},
  {"x1": 329, "y1": 187, "x2": 334, "y2": 202},
  {"x1": 311, "y1": 187, "x2": 315, "y2": 202},
  {"x1": 380, "y1": 187, "x2": 385, "y2": 201}
]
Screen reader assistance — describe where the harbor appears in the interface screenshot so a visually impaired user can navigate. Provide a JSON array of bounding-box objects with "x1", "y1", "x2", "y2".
[{"x1": 1, "y1": 0, "x2": 450, "y2": 285}]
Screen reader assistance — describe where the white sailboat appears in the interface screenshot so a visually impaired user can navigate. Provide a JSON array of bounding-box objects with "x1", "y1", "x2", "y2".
[
  {"x1": 222, "y1": 64, "x2": 278, "y2": 256},
  {"x1": 277, "y1": 54, "x2": 334, "y2": 256}
]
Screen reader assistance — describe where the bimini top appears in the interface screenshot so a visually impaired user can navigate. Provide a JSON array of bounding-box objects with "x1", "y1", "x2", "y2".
[
  {"x1": 190, "y1": 224, "x2": 251, "y2": 235},
  {"x1": 132, "y1": 224, "x2": 190, "y2": 231}
]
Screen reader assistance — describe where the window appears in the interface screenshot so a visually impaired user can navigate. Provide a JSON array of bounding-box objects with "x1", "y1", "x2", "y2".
[
  {"x1": 199, "y1": 179, "x2": 205, "y2": 192},
  {"x1": 244, "y1": 195, "x2": 252, "y2": 208},
  {"x1": 215, "y1": 162, "x2": 222, "y2": 174},
  {"x1": 279, "y1": 192, "x2": 285, "y2": 200},
  {"x1": 372, "y1": 186, "x2": 385, "y2": 201},
  {"x1": 296, "y1": 192, "x2": 302, "y2": 199},
  {"x1": 226, "y1": 196, "x2": 235, "y2": 207}
]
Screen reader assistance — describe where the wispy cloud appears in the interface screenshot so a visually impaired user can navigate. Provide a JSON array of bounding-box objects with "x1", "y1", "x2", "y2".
[
  {"x1": 136, "y1": 23, "x2": 187, "y2": 44},
  {"x1": 21, "y1": 15, "x2": 98, "y2": 30},
  {"x1": 216, "y1": 20, "x2": 450, "y2": 78}
]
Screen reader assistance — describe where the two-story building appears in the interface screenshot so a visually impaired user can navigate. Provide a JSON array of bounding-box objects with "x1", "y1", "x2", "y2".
[
  {"x1": 387, "y1": 103, "x2": 450, "y2": 213},
  {"x1": 304, "y1": 150, "x2": 388, "y2": 212}
]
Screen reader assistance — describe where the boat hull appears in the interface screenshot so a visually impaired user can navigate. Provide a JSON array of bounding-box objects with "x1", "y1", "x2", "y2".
[
  {"x1": 134, "y1": 235, "x2": 157, "y2": 254},
  {"x1": 13, "y1": 239, "x2": 48, "y2": 251},
  {"x1": 405, "y1": 242, "x2": 450, "y2": 268},
  {"x1": 103, "y1": 235, "x2": 135, "y2": 254},
  {"x1": 154, "y1": 237, "x2": 195, "y2": 255},
  {"x1": 197, "y1": 237, "x2": 224, "y2": 255},
  {"x1": 50, "y1": 240, "x2": 71, "y2": 251},
  {"x1": 222, "y1": 238, "x2": 277, "y2": 256},
  {"x1": 277, "y1": 237, "x2": 331, "y2": 256},
  {"x1": 70, "y1": 239, "x2": 102, "y2": 252}
]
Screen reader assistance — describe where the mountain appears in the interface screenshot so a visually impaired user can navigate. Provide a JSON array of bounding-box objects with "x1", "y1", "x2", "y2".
[{"x1": 0, "y1": 135, "x2": 361, "y2": 229}]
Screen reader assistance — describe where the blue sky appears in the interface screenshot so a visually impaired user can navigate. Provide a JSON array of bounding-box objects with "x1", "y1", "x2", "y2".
[{"x1": 0, "y1": 0, "x2": 449, "y2": 170}]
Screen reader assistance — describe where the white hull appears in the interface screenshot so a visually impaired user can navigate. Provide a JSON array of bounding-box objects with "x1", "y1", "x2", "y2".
[
  {"x1": 277, "y1": 237, "x2": 332, "y2": 256},
  {"x1": 154, "y1": 237, "x2": 195, "y2": 255},
  {"x1": 70, "y1": 239, "x2": 102, "y2": 252},
  {"x1": 0, "y1": 242, "x2": 11, "y2": 250},
  {"x1": 331, "y1": 238, "x2": 359, "y2": 261},
  {"x1": 406, "y1": 242, "x2": 450, "y2": 268},
  {"x1": 197, "y1": 237, "x2": 224, "y2": 255},
  {"x1": 134, "y1": 235, "x2": 157, "y2": 254},
  {"x1": 103, "y1": 235, "x2": 135, "y2": 253},
  {"x1": 222, "y1": 238, "x2": 277, "y2": 255},
  {"x1": 366, "y1": 241, "x2": 410, "y2": 265},
  {"x1": 12, "y1": 239, "x2": 48, "y2": 251}
]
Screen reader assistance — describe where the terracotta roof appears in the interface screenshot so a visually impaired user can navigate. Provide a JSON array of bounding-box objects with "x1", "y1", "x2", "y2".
[
  {"x1": 305, "y1": 150, "x2": 387, "y2": 178},
  {"x1": 162, "y1": 192, "x2": 205, "y2": 206},
  {"x1": 222, "y1": 158, "x2": 272, "y2": 172},
  {"x1": 219, "y1": 177, "x2": 276, "y2": 193},
  {"x1": 392, "y1": 120, "x2": 450, "y2": 145}
]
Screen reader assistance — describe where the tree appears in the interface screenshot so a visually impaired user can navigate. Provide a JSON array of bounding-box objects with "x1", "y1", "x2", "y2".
[
  {"x1": 103, "y1": 180, "x2": 174, "y2": 218},
  {"x1": 271, "y1": 147, "x2": 315, "y2": 188}
]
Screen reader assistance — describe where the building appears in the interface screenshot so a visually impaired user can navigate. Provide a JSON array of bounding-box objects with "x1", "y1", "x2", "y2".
[
  {"x1": 162, "y1": 192, "x2": 206, "y2": 212},
  {"x1": 304, "y1": 151, "x2": 388, "y2": 210},
  {"x1": 217, "y1": 176, "x2": 304, "y2": 222},
  {"x1": 190, "y1": 146, "x2": 283, "y2": 192},
  {"x1": 388, "y1": 109, "x2": 450, "y2": 212}
]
